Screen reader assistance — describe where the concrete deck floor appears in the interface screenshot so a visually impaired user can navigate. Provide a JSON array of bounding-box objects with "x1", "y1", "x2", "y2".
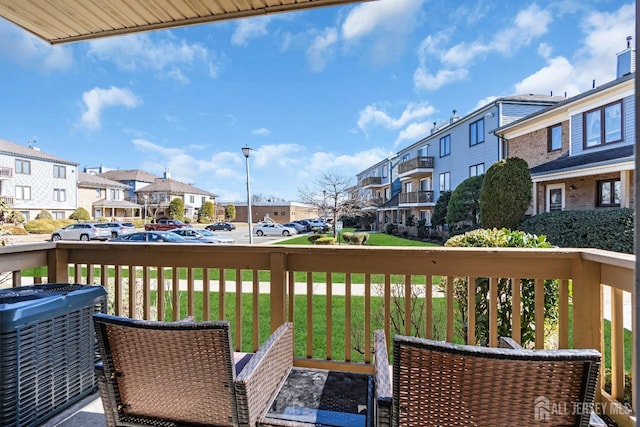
[{"x1": 39, "y1": 393, "x2": 105, "y2": 427}]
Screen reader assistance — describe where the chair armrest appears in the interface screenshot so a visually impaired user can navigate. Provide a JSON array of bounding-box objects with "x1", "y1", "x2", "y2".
[
  {"x1": 235, "y1": 322, "x2": 294, "y2": 427},
  {"x1": 499, "y1": 336, "x2": 522, "y2": 349},
  {"x1": 95, "y1": 362, "x2": 117, "y2": 427},
  {"x1": 374, "y1": 330, "x2": 392, "y2": 427}
]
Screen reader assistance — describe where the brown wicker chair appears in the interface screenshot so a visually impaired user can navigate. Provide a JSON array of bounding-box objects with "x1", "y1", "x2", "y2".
[
  {"x1": 374, "y1": 330, "x2": 601, "y2": 427},
  {"x1": 94, "y1": 313, "x2": 293, "y2": 427}
]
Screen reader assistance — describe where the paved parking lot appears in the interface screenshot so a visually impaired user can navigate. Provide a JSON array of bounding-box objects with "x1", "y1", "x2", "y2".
[{"x1": 6, "y1": 224, "x2": 299, "y2": 246}]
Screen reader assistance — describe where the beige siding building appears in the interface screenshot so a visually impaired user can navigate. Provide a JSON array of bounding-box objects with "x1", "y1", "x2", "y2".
[{"x1": 233, "y1": 202, "x2": 318, "y2": 224}]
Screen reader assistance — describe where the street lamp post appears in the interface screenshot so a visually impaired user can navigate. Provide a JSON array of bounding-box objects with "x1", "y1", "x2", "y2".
[{"x1": 242, "y1": 146, "x2": 254, "y2": 244}]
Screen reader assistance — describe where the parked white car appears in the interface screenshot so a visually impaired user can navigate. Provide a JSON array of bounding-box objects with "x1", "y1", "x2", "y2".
[
  {"x1": 171, "y1": 228, "x2": 234, "y2": 244},
  {"x1": 253, "y1": 223, "x2": 298, "y2": 237},
  {"x1": 51, "y1": 223, "x2": 111, "y2": 241}
]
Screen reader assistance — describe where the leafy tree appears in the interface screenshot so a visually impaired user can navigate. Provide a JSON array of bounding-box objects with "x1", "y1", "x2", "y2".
[
  {"x1": 225, "y1": 205, "x2": 236, "y2": 221},
  {"x1": 69, "y1": 207, "x2": 91, "y2": 221},
  {"x1": 431, "y1": 191, "x2": 451, "y2": 227},
  {"x1": 446, "y1": 175, "x2": 483, "y2": 226},
  {"x1": 169, "y1": 198, "x2": 185, "y2": 220},
  {"x1": 445, "y1": 228, "x2": 559, "y2": 347},
  {"x1": 199, "y1": 201, "x2": 214, "y2": 223},
  {"x1": 479, "y1": 158, "x2": 531, "y2": 229}
]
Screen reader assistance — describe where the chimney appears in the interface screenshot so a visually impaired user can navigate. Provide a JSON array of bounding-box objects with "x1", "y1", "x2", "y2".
[
  {"x1": 163, "y1": 168, "x2": 171, "y2": 179},
  {"x1": 617, "y1": 36, "x2": 636, "y2": 78}
]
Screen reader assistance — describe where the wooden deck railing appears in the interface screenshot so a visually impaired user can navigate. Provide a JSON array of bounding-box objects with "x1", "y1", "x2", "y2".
[{"x1": 1, "y1": 242, "x2": 635, "y2": 426}]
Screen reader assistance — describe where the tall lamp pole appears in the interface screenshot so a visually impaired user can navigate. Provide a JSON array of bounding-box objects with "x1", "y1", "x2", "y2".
[{"x1": 242, "y1": 146, "x2": 254, "y2": 244}]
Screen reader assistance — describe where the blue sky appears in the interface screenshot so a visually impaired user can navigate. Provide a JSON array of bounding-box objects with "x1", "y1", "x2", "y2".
[{"x1": 0, "y1": 0, "x2": 634, "y2": 202}]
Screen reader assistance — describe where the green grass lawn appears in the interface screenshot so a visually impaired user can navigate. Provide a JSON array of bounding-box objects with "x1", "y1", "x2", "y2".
[{"x1": 279, "y1": 228, "x2": 440, "y2": 247}]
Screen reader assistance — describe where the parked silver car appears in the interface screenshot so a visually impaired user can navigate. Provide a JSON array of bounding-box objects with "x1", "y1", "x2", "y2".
[
  {"x1": 253, "y1": 223, "x2": 298, "y2": 237},
  {"x1": 171, "y1": 228, "x2": 234, "y2": 244},
  {"x1": 51, "y1": 223, "x2": 111, "y2": 241},
  {"x1": 104, "y1": 221, "x2": 136, "y2": 238}
]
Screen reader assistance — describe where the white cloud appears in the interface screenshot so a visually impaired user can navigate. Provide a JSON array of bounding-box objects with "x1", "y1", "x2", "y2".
[
  {"x1": 0, "y1": 21, "x2": 73, "y2": 72},
  {"x1": 252, "y1": 144, "x2": 305, "y2": 168},
  {"x1": 252, "y1": 128, "x2": 271, "y2": 136},
  {"x1": 307, "y1": 28, "x2": 338, "y2": 72},
  {"x1": 393, "y1": 122, "x2": 434, "y2": 147},
  {"x1": 414, "y1": 4, "x2": 552, "y2": 92},
  {"x1": 513, "y1": 3, "x2": 635, "y2": 97},
  {"x1": 413, "y1": 67, "x2": 468, "y2": 91},
  {"x1": 514, "y1": 56, "x2": 577, "y2": 96},
  {"x1": 357, "y1": 102, "x2": 435, "y2": 134},
  {"x1": 80, "y1": 87, "x2": 141, "y2": 129},
  {"x1": 87, "y1": 33, "x2": 213, "y2": 82},
  {"x1": 341, "y1": 0, "x2": 423, "y2": 41},
  {"x1": 231, "y1": 16, "x2": 272, "y2": 47}
]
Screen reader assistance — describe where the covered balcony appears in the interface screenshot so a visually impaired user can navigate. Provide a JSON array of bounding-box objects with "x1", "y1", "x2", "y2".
[
  {"x1": 397, "y1": 156, "x2": 434, "y2": 178},
  {"x1": 360, "y1": 176, "x2": 383, "y2": 188},
  {"x1": 0, "y1": 241, "x2": 635, "y2": 426},
  {"x1": 398, "y1": 190, "x2": 435, "y2": 207}
]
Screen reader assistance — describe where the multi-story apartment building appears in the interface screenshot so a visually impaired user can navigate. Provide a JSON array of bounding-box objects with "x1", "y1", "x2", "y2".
[
  {"x1": 357, "y1": 95, "x2": 562, "y2": 231},
  {"x1": 96, "y1": 168, "x2": 159, "y2": 203},
  {"x1": 77, "y1": 172, "x2": 140, "y2": 220},
  {"x1": 0, "y1": 139, "x2": 78, "y2": 221},
  {"x1": 135, "y1": 174, "x2": 217, "y2": 221},
  {"x1": 495, "y1": 45, "x2": 635, "y2": 214}
]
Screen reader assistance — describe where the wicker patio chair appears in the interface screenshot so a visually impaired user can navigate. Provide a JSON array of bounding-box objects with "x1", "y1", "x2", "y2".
[
  {"x1": 94, "y1": 313, "x2": 293, "y2": 427},
  {"x1": 374, "y1": 330, "x2": 601, "y2": 427}
]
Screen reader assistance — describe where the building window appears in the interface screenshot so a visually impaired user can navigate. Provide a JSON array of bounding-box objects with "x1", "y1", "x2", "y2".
[
  {"x1": 382, "y1": 164, "x2": 388, "y2": 178},
  {"x1": 95, "y1": 188, "x2": 102, "y2": 197},
  {"x1": 54, "y1": 189, "x2": 66, "y2": 202},
  {"x1": 584, "y1": 101, "x2": 622, "y2": 148},
  {"x1": 110, "y1": 189, "x2": 117, "y2": 200},
  {"x1": 548, "y1": 124, "x2": 562, "y2": 151},
  {"x1": 15, "y1": 159, "x2": 30, "y2": 175},
  {"x1": 402, "y1": 153, "x2": 410, "y2": 162},
  {"x1": 597, "y1": 179, "x2": 621, "y2": 207},
  {"x1": 439, "y1": 134, "x2": 451, "y2": 157},
  {"x1": 52, "y1": 211, "x2": 65, "y2": 220},
  {"x1": 16, "y1": 185, "x2": 31, "y2": 200},
  {"x1": 281, "y1": 211, "x2": 286, "y2": 216},
  {"x1": 189, "y1": 195, "x2": 195, "y2": 203},
  {"x1": 53, "y1": 164, "x2": 66, "y2": 178},
  {"x1": 439, "y1": 172, "x2": 450, "y2": 192},
  {"x1": 469, "y1": 163, "x2": 484, "y2": 177},
  {"x1": 274, "y1": 211, "x2": 278, "y2": 216},
  {"x1": 420, "y1": 178, "x2": 431, "y2": 191},
  {"x1": 469, "y1": 118, "x2": 485, "y2": 146},
  {"x1": 404, "y1": 182, "x2": 412, "y2": 193},
  {"x1": 385, "y1": 188, "x2": 391, "y2": 200}
]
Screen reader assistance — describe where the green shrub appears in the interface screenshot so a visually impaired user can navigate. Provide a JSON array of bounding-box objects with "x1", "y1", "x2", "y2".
[
  {"x1": 342, "y1": 232, "x2": 354, "y2": 243},
  {"x1": 169, "y1": 198, "x2": 185, "y2": 220},
  {"x1": 7, "y1": 210, "x2": 24, "y2": 225},
  {"x1": 132, "y1": 219, "x2": 145, "y2": 228},
  {"x1": 432, "y1": 191, "x2": 451, "y2": 227},
  {"x1": 24, "y1": 219, "x2": 57, "y2": 234},
  {"x1": 384, "y1": 223, "x2": 398, "y2": 234},
  {"x1": 313, "y1": 236, "x2": 336, "y2": 245},
  {"x1": 480, "y1": 158, "x2": 531, "y2": 229},
  {"x1": 69, "y1": 207, "x2": 91, "y2": 221},
  {"x1": 445, "y1": 228, "x2": 559, "y2": 347},
  {"x1": 341, "y1": 232, "x2": 369, "y2": 245},
  {"x1": 307, "y1": 234, "x2": 324, "y2": 244},
  {"x1": 518, "y1": 208, "x2": 634, "y2": 254},
  {"x1": 96, "y1": 217, "x2": 108, "y2": 222},
  {"x1": 446, "y1": 175, "x2": 483, "y2": 226},
  {"x1": 25, "y1": 219, "x2": 76, "y2": 234},
  {"x1": 35, "y1": 209, "x2": 53, "y2": 220}
]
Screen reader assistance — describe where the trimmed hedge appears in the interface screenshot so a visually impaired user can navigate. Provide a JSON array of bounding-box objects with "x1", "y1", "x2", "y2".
[
  {"x1": 518, "y1": 208, "x2": 634, "y2": 254},
  {"x1": 313, "y1": 237, "x2": 336, "y2": 245}
]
